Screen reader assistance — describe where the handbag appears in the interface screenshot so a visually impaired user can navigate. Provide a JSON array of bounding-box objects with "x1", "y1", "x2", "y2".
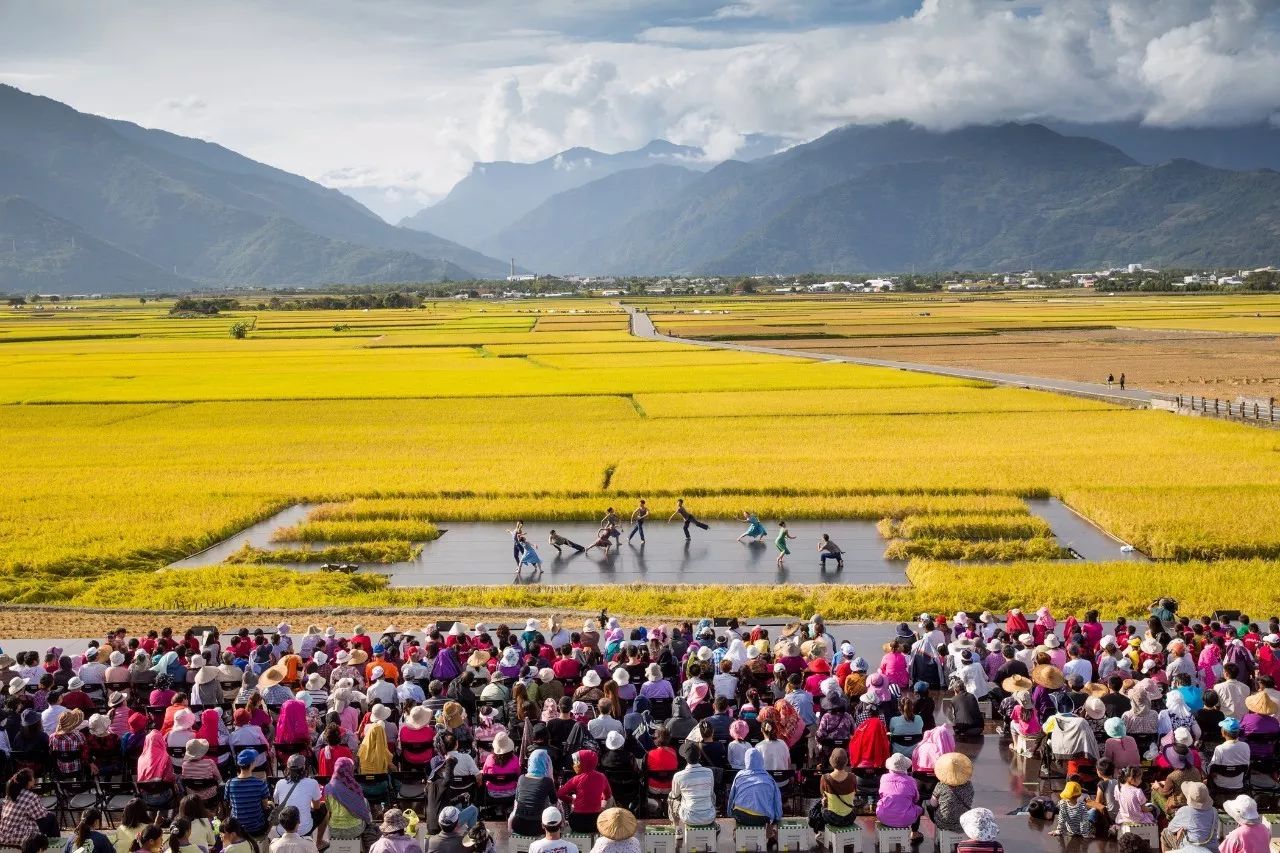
[{"x1": 268, "y1": 778, "x2": 302, "y2": 825}]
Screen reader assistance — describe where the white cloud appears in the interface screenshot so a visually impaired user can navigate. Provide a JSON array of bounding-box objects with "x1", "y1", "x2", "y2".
[{"x1": 3, "y1": 0, "x2": 1280, "y2": 206}]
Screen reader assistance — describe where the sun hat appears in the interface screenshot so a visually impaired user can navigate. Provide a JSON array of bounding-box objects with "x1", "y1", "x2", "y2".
[
  {"x1": 1141, "y1": 659, "x2": 1158, "y2": 674},
  {"x1": 466, "y1": 650, "x2": 491, "y2": 668},
  {"x1": 1245, "y1": 691, "x2": 1279, "y2": 715},
  {"x1": 443, "y1": 701, "x2": 465, "y2": 729},
  {"x1": 1043, "y1": 635, "x2": 1061, "y2": 649},
  {"x1": 582, "y1": 670, "x2": 602, "y2": 688},
  {"x1": 1104, "y1": 718, "x2": 1126, "y2": 739},
  {"x1": 959, "y1": 808, "x2": 998, "y2": 842},
  {"x1": 851, "y1": 657, "x2": 869, "y2": 673},
  {"x1": 604, "y1": 731, "x2": 625, "y2": 751},
  {"x1": 533, "y1": 668, "x2": 553, "y2": 683},
  {"x1": 20, "y1": 709, "x2": 39, "y2": 727},
  {"x1": 173, "y1": 709, "x2": 196, "y2": 730},
  {"x1": 1182, "y1": 782, "x2": 1212, "y2": 810},
  {"x1": 934, "y1": 753, "x2": 973, "y2": 787},
  {"x1": 525, "y1": 619, "x2": 539, "y2": 632},
  {"x1": 687, "y1": 682, "x2": 710, "y2": 710},
  {"x1": 236, "y1": 748, "x2": 258, "y2": 767},
  {"x1": 259, "y1": 662, "x2": 288, "y2": 688},
  {"x1": 405, "y1": 706, "x2": 433, "y2": 730},
  {"x1": 885, "y1": 753, "x2": 912, "y2": 774},
  {"x1": 188, "y1": 655, "x2": 205, "y2": 670},
  {"x1": 541, "y1": 807, "x2": 563, "y2": 828},
  {"x1": 1224, "y1": 794, "x2": 1261, "y2": 825},
  {"x1": 335, "y1": 650, "x2": 351, "y2": 665},
  {"x1": 67, "y1": 677, "x2": 84, "y2": 690},
  {"x1": 571, "y1": 700, "x2": 590, "y2": 717},
  {"x1": 1060, "y1": 781, "x2": 1082, "y2": 801},
  {"x1": 87, "y1": 713, "x2": 110, "y2": 737},
  {"x1": 1140, "y1": 637, "x2": 1162, "y2": 655},
  {"x1": 1083, "y1": 696, "x2": 1106, "y2": 720},
  {"x1": 348, "y1": 649, "x2": 369, "y2": 666},
  {"x1": 7, "y1": 676, "x2": 28, "y2": 695},
  {"x1": 1030, "y1": 665, "x2": 1065, "y2": 690},
  {"x1": 381, "y1": 809, "x2": 411, "y2": 833},
  {"x1": 645, "y1": 663, "x2": 663, "y2": 682},
  {"x1": 185, "y1": 738, "x2": 209, "y2": 760},
  {"x1": 1018, "y1": 634, "x2": 1034, "y2": 646},
  {"x1": 493, "y1": 732, "x2": 515, "y2": 756},
  {"x1": 108, "y1": 691, "x2": 127, "y2": 709},
  {"x1": 371, "y1": 704, "x2": 393, "y2": 722},
  {"x1": 1220, "y1": 717, "x2": 1242, "y2": 735},
  {"x1": 109, "y1": 651, "x2": 126, "y2": 667},
  {"x1": 1174, "y1": 727, "x2": 1194, "y2": 746},
  {"x1": 313, "y1": 651, "x2": 328, "y2": 666},
  {"x1": 596, "y1": 808, "x2": 637, "y2": 842},
  {"x1": 306, "y1": 673, "x2": 325, "y2": 691},
  {"x1": 1001, "y1": 674, "x2": 1033, "y2": 693},
  {"x1": 612, "y1": 669, "x2": 630, "y2": 686},
  {"x1": 696, "y1": 646, "x2": 714, "y2": 662},
  {"x1": 773, "y1": 663, "x2": 787, "y2": 674},
  {"x1": 809, "y1": 658, "x2": 831, "y2": 674}
]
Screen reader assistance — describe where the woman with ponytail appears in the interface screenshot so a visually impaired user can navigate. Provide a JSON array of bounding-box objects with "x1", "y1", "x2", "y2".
[{"x1": 63, "y1": 808, "x2": 113, "y2": 853}]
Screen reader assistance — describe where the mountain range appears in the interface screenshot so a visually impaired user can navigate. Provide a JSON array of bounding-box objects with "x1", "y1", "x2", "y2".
[
  {"x1": 469, "y1": 121, "x2": 1280, "y2": 274},
  {"x1": 0, "y1": 84, "x2": 509, "y2": 292}
]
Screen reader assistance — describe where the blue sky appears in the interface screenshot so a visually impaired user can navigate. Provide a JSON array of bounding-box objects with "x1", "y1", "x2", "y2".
[{"x1": 2, "y1": 0, "x2": 1278, "y2": 220}]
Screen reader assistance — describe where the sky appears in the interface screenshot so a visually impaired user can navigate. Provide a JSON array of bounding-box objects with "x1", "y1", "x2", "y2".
[{"x1": 3, "y1": 0, "x2": 1280, "y2": 221}]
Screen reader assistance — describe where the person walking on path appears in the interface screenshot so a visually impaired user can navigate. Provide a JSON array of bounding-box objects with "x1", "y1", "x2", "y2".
[
  {"x1": 627, "y1": 501, "x2": 649, "y2": 544},
  {"x1": 775, "y1": 521, "x2": 796, "y2": 567},
  {"x1": 737, "y1": 511, "x2": 767, "y2": 543},
  {"x1": 548, "y1": 530, "x2": 585, "y2": 556},
  {"x1": 600, "y1": 508, "x2": 622, "y2": 545},
  {"x1": 508, "y1": 523, "x2": 527, "y2": 569},
  {"x1": 669, "y1": 499, "x2": 710, "y2": 541},
  {"x1": 1107, "y1": 374, "x2": 1114, "y2": 387},
  {"x1": 818, "y1": 534, "x2": 844, "y2": 570},
  {"x1": 585, "y1": 528, "x2": 614, "y2": 557},
  {"x1": 1119, "y1": 373, "x2": 1126, "y2": 390}
]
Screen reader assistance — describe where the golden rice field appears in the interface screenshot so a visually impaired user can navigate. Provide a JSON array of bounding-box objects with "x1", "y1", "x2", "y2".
[{"x1": 2, "y1": 293, "x2": 1279, "y2": 616}]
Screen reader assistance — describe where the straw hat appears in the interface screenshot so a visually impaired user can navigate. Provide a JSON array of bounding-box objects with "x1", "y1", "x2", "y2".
[
  {"x1": 1030, "y1": 664, "x2": 1065, "y2": 690},
  {"x1": 185, "y1": 738, "x2": 210, "y2": 760},
  {"x1": 195, "y1": 665, "x2": 219, "y2": 685},
  {"x1": 442, "y1": 701, "x2": 465, "y2": 729},
  {"x1": 1001, "y1": 674, "x2": 1033, "y2": 693},
  {"x1": 404, "y1": 706, "x2": 433, "y2": 730},
  {"x1": 934, "y1": 753, "x2": 973, "y2": 787},
  {"x1": 492, "y1": 732, "x2": 515, "y2": 756},
  {"x1": 596, "y1": 808, "x2": 637, "y2": 842},
  {"x1": 348, "y1": 649, "x2": 369, "y2": 666},
  {"x1": 259, "y1": 662, "x2": 288, "y2": 688},
  {"x1": 1245, "y1": 691, "x2": 1279, "y2": 715},
  {"x1": 56, "y1": 709, "x2": 84, "y2": 734},
  {"x1": 108, "y1": 691, "x2": 127, "y2": 709}
]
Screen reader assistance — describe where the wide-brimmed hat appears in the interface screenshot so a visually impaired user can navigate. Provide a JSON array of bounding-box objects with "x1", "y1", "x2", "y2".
[
  {"x1": 1182, "y1": 782, "x2": 1212, "y2": 810},
  {"x1": 1043, "y1": 635, "x2": 1061, "y2": 649},
  {"x1": 1104, "y1": 718, "x2": 1126, "y2": 739},
  {"x1": 1245, "y1": 691, "x2": 1279, "y2": 715},
  {"x1": 185, "y1": 738, "x2": 210, "y2": 760},
  {"x1": 492, "y1": 732, "x2": 515, "y2": 756},
  {"x1": 380, "y1": 809, "x2": 409, "y2": 833},
  {"x1": 313, "y1": 651, "x2": 328, "y2": 666},
  {"x1": 108, "y1": 691, "x2": 127, "y2": 708},
  {"x1": 596, "y1": 808, "x2": 637, "y2": 841},
  {"x1": 173, "y1": 709, "x2": 196, "y2": 730},
  {"x1": 56, "y1": 709, "x2": 84, "y2": 734},
  {"x1": 885, "y1": 753, "x2": 912, "y2": 773},
  {"x1": 306, "y1": 673, "x2": 326, "y2": 691},
  {"x1": 687, "y1": 682, "x2": 710, "y2": 709},
  {"x1": 1082, "y1": 682, "x2": 1109, "y2": 698},
  {"x1": 1224, "y1": 794, "x2": 1261, "y2": 825},
  {"x1": 1031, "y1": 664, "x2": 1064, "y2": 690},
  {"x1": 442, "y1": 701, "x2": 465, "y2": 729},
  {"x1": 371, "y1": 704, "x2": 392, "y2": 722},
  {"x1": 0, "y1": 653, "x2": 14, "y2": 668},
  {"x1": 582, "y1": 670, "x2": 602, "y2": 688},
  {"x1": 1001, "y1": 675, "x2": 1033, "y2": 693},
  {"x1": 467, "y1": 650, "x2": 491, "y2": 668},
  {"x1": 7, "y1": 676, "x2": 28, "y2": 695},
  {"x1": 109, "y1": 651, "x2": 126, "y2": 667},
  {"x1": 1140, "y1": 638, "x2": 1162, "y2": 655},
  {"x1": 612, "y1": 668, "x2": 630, "y2": 685},
  {"x1": 348, "y1": 649, "x2": 369, "y2": 666},
  {"x1": 404, "y1": 706, "x2": 432, "y2": 730},
  {"x1": 809, "y1": 658, "x2": 831, "y2": 674},
  {"x1": 87, "y1": 713, "x2": 110, "y2": 737},
  {"x1": 67, "y1": 677, "x2": 84, "y2": 690},
  {"x1": 335, "y1": 650, "x2": 351, "y2": 665},
  {"x1": 259, "y1": 662, "x2": 289, "y2": 688},
  {"x1": 195, "y1": 665, "x2": 219, "y2": 685},
  {"x1": 935, "y1": 752, "x2": 973, "y2": 787},
  {"x1": 959, "y1": 808, "x2": 998, "y2": 842}
]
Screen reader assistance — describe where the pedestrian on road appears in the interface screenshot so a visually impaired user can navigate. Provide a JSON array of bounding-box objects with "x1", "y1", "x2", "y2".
[
  {"x1": 1107, "y1": 374, "x2": 1114, "y2": 386},
  {"x1": 600, "y1": 508, "x2": 622, "y2": 544},
  {"x1": 818, "y1": 534, "x2": 844, "y2": 570},
  {"x1": 737, "y1": 511, "x2": 767, "y2": 543},
  {"x1": 669, "y1": 499, "x2": 710, "y2": 541},
  {"x1": 627, "y1": 500, "x2": 649, "y2": 544},
  {"x1": 508, "y1": 523, "x2": 527, "y2": 569},
  {"x1": 775, "y1": 521, "x2": 796, "y2": 567},
  {"x1": 1119, "y1": 373, "x2": 1125, "y2": 390},
  {"x1": 548, "y1": 530, "x2": 585, "y2": 556}
]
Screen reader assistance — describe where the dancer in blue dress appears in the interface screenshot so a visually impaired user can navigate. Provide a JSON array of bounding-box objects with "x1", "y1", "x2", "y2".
[
  {"x1": 519, "y1": 540, "x2": 543, "y2": 576},
  {"x1": 737, "y1": 511, "x2": 768, "y2": 543}
]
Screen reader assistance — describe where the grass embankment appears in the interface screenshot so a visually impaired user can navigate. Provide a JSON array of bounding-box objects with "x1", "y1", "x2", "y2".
[
  {"x1": 225, "y1": 542, "x2": 420, "y2": 564},
  {"x1": 271, "y1": 520, "x2": 440, "y2": 544},
  {"x1": 47, "y1": 561, "x2": 1279, "y2": 619},
  {"x1": 883, "y1": 537, "x2": 1068, "y2": 560}
]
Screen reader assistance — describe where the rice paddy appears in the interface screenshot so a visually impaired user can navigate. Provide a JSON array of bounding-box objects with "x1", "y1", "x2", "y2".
[{"x1": 2, "y1": 292, "x2": 1279, "y2": 615}]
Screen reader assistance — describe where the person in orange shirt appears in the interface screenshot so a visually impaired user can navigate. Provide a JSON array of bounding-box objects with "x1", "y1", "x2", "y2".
[{"x1": 366, "y1": 645, "x2": 399, "y2": 684}]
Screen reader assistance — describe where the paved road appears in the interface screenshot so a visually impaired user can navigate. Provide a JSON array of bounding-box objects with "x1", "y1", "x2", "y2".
[{"x1": 622, "y1": 303, "x2": 1164, "y2": 408}]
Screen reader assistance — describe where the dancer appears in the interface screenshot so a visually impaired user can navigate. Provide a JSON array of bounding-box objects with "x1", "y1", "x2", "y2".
[
  {"x1": 775, "y1": 521, "x2": 796, "y2": 567},
  {"x1": 548, "y1": 530, "x2": 585, "y2": 556},
  {"x1": 736, "y1": 511, "x2": 767, "y2": 543},
  {"x1": 585, "y1": 527, "x2": 613, "y2": 556},
  {"x1": 669, "y1": 498, "x2": 710, "y2": 541},
  {"x1": 627, "y1": 500, "x2": 649, "y2": 544},
  {"x1": 519, "y1": 541, "x2": 543, "y2": 577},
  {"x1": 818, "y1": 534, "x2": 844, "y2": 570},
  {"x1": 600, "y1": 508, "x2": 622, "y2": 544},
  {"x1": 508, "y1": 522, "x2": 527, "y2": 569}
]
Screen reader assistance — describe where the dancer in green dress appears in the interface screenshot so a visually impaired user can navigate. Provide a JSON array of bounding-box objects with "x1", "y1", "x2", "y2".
[{"x1": 775, "y1": 520, "x2": 796, "y2": 566}]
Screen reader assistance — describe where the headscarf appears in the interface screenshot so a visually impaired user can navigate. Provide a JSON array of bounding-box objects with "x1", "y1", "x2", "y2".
[
  {"x1": 959, "y1": 808, "x2": 999, "y2": 842},
  {"x1": 275, "y1": 699, "x2": 309, "y2": 744},
  {"x1": 1164, "y1": 691, "x2": 1194, "y2": 730},
  {"x1": 772, "y1": 699, "x2": 802, "y2": 746},
  {"x1": 325, "y1": 757, "x2": 372, "y2": 822},
  {"x1": 527, "y1": 749, "x2": 552, "y2": 779},
  {"x1": 137, "y1": 729, "x2": 175, "y2": 782},
  {"x1": 724, "y1": 639, "x2": 748, "y2": 672},
  {"x1": 358, "y1": 722, "x2": 392, "y2": 774},
  {"x1": 912, "y1": 723, "x2": 956, "y2": 773},
  {"x1": 199, "y1": 708, "x2": 222, "y2": 751},
  {"x1": 151, "y1": 651, "x2": 178, "y2": 675},
  {"x1": 727, "y1": 748, "x2": 783, "y2": 822}
]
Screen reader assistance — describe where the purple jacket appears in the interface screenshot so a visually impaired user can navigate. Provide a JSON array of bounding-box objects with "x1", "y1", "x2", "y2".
[{"x1": 875, "y1": 772, "x2": 922, "y2": 828}]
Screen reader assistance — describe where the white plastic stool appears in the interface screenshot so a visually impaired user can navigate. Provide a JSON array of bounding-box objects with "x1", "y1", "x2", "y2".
[
  {"x1": 508, "y1": 835, "x2": 540, "y2": 853},
  {"x1": 824, "y1": 823, "x2": 866, "y2": 853},
  {"x1": 1118, "y1": 824, "x2": 1159, "y2": 847},
  {"x1": 643, "y1": 826, "x2": 678, "y2": 853},
  {"x1": 733, "y1": 824, "x2": 768, "y2": 852},
  {"x1": 976, "y1": 700, "x2": 992, "y2": 719},
  {"x1": 329, "y1": 840, "x2": 361, "y2": 853},
  {"x1": 935, "y1": 828, "x2": 965, "y2": 853},
  {"x1": 776, "y1": 819, "x2": 813, "y2": 852},
  {"x1": 564, "y1": 833, "x2": 596, "y2": 853},
  {"x1": 683, "y1": 824, "x2": 719, "y2": 852},
  {"x1": 875, "y1": 824, "x2": 912, "y2": 853}
]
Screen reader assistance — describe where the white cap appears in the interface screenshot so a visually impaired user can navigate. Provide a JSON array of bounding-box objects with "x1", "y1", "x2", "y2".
[{"x1": 542, "y1": 807, "x2": 563, "y2": 826}]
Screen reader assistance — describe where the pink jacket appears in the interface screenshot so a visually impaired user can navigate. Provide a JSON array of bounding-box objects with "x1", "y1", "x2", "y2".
[{"x1": 878, "y1": 653, "x2": 909, "y2": 689}]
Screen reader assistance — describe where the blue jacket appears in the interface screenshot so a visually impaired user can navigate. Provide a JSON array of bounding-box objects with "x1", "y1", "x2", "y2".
[{"x1": 728, "y1": 748, "x2": 783, "y2": 821}]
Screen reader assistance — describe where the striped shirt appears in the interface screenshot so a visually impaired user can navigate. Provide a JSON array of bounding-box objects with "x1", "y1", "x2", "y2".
[{"x1": 227, "y1": 775, "x2": 270, "y2": 834}]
